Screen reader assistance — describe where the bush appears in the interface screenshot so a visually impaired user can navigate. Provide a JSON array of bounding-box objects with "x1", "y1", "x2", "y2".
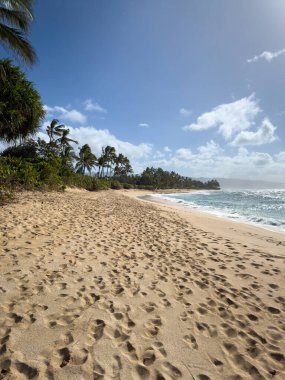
[
  {"x1": 122, "y1": 183, "x2": 134, "y2": 189},
  {"x1": 1, "y1": 140, "x2": 38, "y2": 159},
  {"x1": 63, "y1": 173, "x2": 110, "y2": 191},
  {"x1": 136, "y1": 184, "x2": 155, "y2": 190},
  {"x1": 36, "y1": 160, "x2": 64, "y2": 190},
  {"x1": 90, "y1": 178, "x2": 110, "y2": 191},
  {"x1": 0, "y1": 156, "x2": 64, "y2": 191},
  {"x1": 110, "y1": 180, "x2": 123, "y2": 190},
  {"x1": 0, "y1": 157, "x2": 38, "y2": 189},
  {"x1": 0, "y1": 185, "x2": 13, "y2": 205}
]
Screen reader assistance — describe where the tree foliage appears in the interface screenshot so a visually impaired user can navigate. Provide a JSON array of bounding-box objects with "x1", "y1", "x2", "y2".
[
  {"x1": 115, "y1": 167, "x2": 220, "y2": 190},
  {"x1": 75, "y1": 144, "x2": 96, "y2": 175},
  {"x1": 0, "y1": 0, "x2": 36, "y2": 66},
  {"x1": 0, "y1": 59, "x2": 45, "y2": 142}
]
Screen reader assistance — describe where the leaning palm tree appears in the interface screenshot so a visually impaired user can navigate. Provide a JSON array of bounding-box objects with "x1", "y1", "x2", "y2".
[
  {"x1": 75, "y1": 144, "x2": 97, "y2": 175},
  {"x1": 0, "y1": 0, "x2": 36, "y2": 66},
  {"x1": 114, "y1": 154, "x2": 133, "y2": 176},
  {"x1": 97, "y1": 154, "x2": 106, "y2": 177},
  {"x1": 46, "y1": 119, "x2": 65, "y2": 143},
  {"x1": 56, "y1": 128, "x2": 78, "y2": 155},
  {"x1": 101, "y1": 145, "x2": 116, "y2": 177}
]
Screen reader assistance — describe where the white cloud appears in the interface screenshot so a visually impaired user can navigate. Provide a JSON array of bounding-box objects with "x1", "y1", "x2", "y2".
[
  {"x1": 142, "y1": 146, "x2": 285, "y2": 182},
  {"x1": 176, "y1": 148, "x2": 193, "y2": 160},
  {"x1": 179, "y1": 108, "x2": 192, "y2": 117},
  {"x1": 183, "y1": 94, "x2": 260, "y2": 140},
  {"x1": 44, "y1": 105, "x2": 86, "y2": 124},
  {"x1": 138, "y1": 123, "x2": 150, "y2": 128},
  {"x1": 84, "y1": 99, "x2": 107, "y2": 113},
  {"x1": 197, "y1": 140, "x2": 222, "y2": 158},
  {"x1": 275, "y1": 151, "x2": 285, "y2": 162},
  {"x1": 251, "y1": 152, "x2": 273, "y2": 166},
  {"x1": 65, "y1": 126, "x2": 152, "y2": 161},
  {"x1": 230, "y1": 118, "x2": 277, "y2": 146},
  {"x1": 163, "y1": 146, "x2": 172, "y2": 153},
  {"x1": 247, "y1": 48, "x2": 285, "y2": 63}
]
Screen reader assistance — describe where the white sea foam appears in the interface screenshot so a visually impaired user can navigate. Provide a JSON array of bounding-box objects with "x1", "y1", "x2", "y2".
[{"x1": 150, "y1": 189, "x2": 285, "y2": 234}]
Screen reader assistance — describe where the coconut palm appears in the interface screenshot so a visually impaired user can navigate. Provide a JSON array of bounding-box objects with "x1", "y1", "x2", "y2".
[
  {"x1": 56, "y1": 128, "x2": 78, "y2": 155},
  {"x1": 75, "y1": 144, "x2": 97, "y2": 175},
  {"x1": 0, "y1": 0, "x2": 36, "y2": 66},
  {"x1": 46, "y1": 119, "x2": 65, "y2": 143},
  {"x1": 101, "y1": 145, "x2": 116, "y2": 177},
  {"x1": 114, "y1": 153, "x2": 133, "y2": 176},
  {"x1": 97, "y1": 154, "x2": 106, "y2": 177}
]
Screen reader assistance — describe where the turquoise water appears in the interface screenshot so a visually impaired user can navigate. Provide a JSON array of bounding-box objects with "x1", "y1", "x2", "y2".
[{"x1": 153, "y1": 189, "x2": 285, "y2": 233}]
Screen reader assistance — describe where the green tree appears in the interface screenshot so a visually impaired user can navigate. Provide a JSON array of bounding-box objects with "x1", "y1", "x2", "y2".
[
  {"x1": 97, "y1": 154, "x2": 106, "y2": 177},
  {"x1": 56, "y1": 128, "x2": 78, "y2": 156},
  {"x1": 1, "y1": 138, "x2": 38, "y2": 158},
  {"x1": 75, "y1": 144, "x2": 97, "y2": 175},
  {"x1": 0, "y1": 59, "x2": 45, "y2": 142},
  {"x1": 46, "y1": 119, "x2": 65, "y2": 143},
  {"x1": 101, "y1": 145, "x2": 116, "y2": 177},
  {"x1": 0, "y1": 0, "x2": 36, "y2": 66},
  {"x1": 114, "y1": 153, "x2": 133, "y2": 176}
]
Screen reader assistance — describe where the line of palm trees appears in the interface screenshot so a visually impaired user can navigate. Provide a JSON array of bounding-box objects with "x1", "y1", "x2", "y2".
[{"x1": 45, "y1": 119, "x2": 133, "y2": 177}]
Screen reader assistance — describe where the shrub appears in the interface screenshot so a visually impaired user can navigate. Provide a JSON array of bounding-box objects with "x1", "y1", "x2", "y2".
[
  {"x1": 1, "y1": 140, "x2": 38, "y2": 159},
  {"x1": 110, "y1": 180, "x2": 123, "y2": 190},
  {"x1": 0, "y1": 185, "x2": 13, "y2": 205},
  {"x1": 0, "y1": 157, "x2": 38, "y2": 189},
  {"x1": 63, "y1": 173, "x2": 110, "y2": 191},
  {"x1": 136, "y1": 184, "x2": 155, "y2": 190},
  {"x1": 122, "y1": 183, "x2": 134, "y2": 189},
  {"x1": 36, "y1": 161, "x2": 63, "y2": 191}
]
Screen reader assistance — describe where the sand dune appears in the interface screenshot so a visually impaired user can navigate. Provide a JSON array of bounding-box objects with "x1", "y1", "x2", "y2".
[{"x1": 0, "y1": 189, "x2": 284, "y2": 379}]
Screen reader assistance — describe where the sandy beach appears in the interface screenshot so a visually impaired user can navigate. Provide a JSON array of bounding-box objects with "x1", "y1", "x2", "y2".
[{"x1": 0, "y1": 189, "x2": 285, "y2": 380}]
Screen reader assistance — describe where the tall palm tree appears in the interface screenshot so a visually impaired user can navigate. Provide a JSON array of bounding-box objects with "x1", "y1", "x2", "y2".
[
  {"x1": 97, "y1": 154, "x2": 106, "y2": 177},
  {"x1": 114, "y1": 154, "x2": 133, "y2": 176},
  {"x1": 101, "y1": 145, "x2": 116, "y2": 177},
  {"x1": 75, "y1": 144, "x2": 97, "y2": 175},
  {"x1": 0, "y1": 0, "x2": 36, "y2": 66},
  {"x1": 46, "y1": 119, "x2": 65, "y2": 143},
  {"x1": 56, "y1": 128, "x2": 78, "y2": 156}
]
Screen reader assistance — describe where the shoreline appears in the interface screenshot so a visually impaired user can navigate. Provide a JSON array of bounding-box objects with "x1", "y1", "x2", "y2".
[
  {"x1": 123, "y1": 189, "x2": 285, "y2": 237},
  {"x1": 144, "y1": 194, "x2": 285, "y2": 236},
  {"x1": 122, "y1": 189, "x2": 285, "y2": 249}
]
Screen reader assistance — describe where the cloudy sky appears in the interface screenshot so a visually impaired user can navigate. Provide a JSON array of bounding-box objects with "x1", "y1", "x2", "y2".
[{"x1": 12, "y1": 1, "x2": 285, "y2": 180}]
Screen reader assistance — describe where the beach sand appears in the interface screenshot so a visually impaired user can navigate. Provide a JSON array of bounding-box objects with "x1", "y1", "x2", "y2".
[{"x1": 0, "y1": 189, "x2": 284, "y2": 380}]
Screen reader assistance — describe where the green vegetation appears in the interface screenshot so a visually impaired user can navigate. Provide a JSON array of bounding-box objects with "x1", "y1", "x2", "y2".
[
  {"x1": 0, "y1": 60, "x2": 220, "y2": 204},
  {"x1": 75, "y1": 144, "x2": 97, "y2": 175},
  {"x1": 114, "y1": 167, "x2": 220, "y2": 190},
  {"x1": 0, "y1": 0, "x2": 36, "y2": 66},
  {"x1": 0, "y1": 59, "x2": 44, "y2": 142}
]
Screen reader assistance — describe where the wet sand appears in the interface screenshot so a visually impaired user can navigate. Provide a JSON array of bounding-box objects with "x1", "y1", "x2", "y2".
[{"x1": 0, "y1": 189, "x2": 284, "y2": 379}]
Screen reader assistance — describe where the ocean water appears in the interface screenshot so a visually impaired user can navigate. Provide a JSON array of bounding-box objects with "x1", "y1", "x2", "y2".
[{"x1": 152, "y1": 189, "x2": 285, "y2": 233}]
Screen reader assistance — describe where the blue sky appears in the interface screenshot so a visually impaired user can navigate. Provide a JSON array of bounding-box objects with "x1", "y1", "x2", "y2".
[{"x1": 5, "y1": 0, "x2": 285, "y2": 180}]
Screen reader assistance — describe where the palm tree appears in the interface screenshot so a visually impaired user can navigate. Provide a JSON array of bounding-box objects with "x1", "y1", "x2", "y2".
[
  {"x1": 75, "y1": 144, "x2": 97, "y2": 175},
  {"x1": 97, "y1": 154, "x2": 106, "y2": 177},
  {"x1": 114, "y1": 154, "x2": 133, "y2": 176},
  {"x1": 46, "y1": 119, "x2": 65, "y2": 143},
  {"x1": 56, "y1": 128, "x2": 78, "y2": 156},
  {"x1": 59, "y1": 145, "x2": 76, "y2": 176},
  {"x1": 0, "y1": 0, "x2": 36, "y2": 66},
  {"x1": 101, "y1": 145, "x2": 116, "y2": 177}
]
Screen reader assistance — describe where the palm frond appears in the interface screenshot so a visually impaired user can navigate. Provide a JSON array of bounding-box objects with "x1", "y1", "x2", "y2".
[
  {"x1": 0, "y1": 23, "x2": 36, "y2": 65},
  {"x1": 0, "y1": 7, "x2": 30, "y2": 32},
  {"x1": 3, "y1": 0, "x2": 33, "y2": 20}
]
